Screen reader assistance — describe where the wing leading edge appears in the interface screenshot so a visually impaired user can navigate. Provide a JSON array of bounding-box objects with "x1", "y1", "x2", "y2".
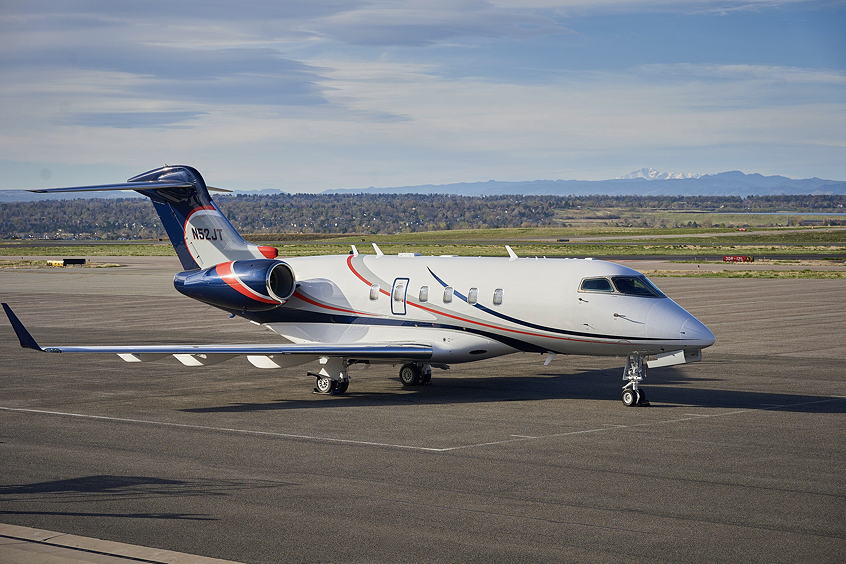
[{"x1": 2, "y1": 303, "x2": 432, "y2": 360}]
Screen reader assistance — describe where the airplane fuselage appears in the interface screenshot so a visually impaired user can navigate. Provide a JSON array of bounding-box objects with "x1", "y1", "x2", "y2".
[{"x1": 234, "y1": 253, "x2": 714, "y2": 364}]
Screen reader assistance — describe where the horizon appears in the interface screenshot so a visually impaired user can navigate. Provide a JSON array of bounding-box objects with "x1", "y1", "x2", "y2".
[
  {"x1": 1, "y1": 167, "x2": 844, "y2": 195},
  {"x1": 1, "y1": 1, "x2": 844, "y2": 192}
]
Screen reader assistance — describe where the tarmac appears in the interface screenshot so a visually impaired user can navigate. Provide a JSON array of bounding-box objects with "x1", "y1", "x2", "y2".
[{"x1": 0, "y1": 257, "x2": 844, "y2": 563}]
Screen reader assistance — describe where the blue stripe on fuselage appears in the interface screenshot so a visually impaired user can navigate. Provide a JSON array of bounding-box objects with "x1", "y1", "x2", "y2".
[{"x1": 424, "y1": 267, "x2": 677, "y2": 342}]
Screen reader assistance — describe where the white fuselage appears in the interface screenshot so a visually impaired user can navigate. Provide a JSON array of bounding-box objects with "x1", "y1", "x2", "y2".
[{"x1": 250, "y1": 254, "x2": 715, "y2": 364}]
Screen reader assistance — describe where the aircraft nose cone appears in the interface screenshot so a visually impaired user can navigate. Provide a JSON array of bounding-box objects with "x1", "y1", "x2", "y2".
[{"x1": 681, "y1": 316, "x2": 715, "y2": 348}]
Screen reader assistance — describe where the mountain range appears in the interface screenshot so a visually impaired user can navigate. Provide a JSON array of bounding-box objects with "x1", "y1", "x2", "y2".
[
  {"x1": 1, "y1": 170, "x2": 844, "y2": 202},
  {"x1": 325, "y1": 170, "x2": 846, "y2": 197}
]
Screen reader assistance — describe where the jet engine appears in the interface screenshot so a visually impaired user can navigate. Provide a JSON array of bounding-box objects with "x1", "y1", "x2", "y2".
[{"x1": 174, "y1": 259, "x2": 296, "y2": 312}]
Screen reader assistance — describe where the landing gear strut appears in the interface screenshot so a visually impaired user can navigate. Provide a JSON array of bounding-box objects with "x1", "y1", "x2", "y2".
[
  {"x1": 311, "y1": 357, "x2": 350, "y2": 395},
  {"x1": 399, "y1": 363, "x2": 432, "y2": 386},
  {"x1": 621, "y1": 353, "x2": 649, "y2": 407}
]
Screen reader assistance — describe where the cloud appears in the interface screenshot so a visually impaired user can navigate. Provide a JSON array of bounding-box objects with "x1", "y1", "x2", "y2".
[
  {"x1": 312, "y1": 0, "x2": 568, "y2": 46},
  {"x1": 67, "y1": 111, "x2": 207, "y2": 129},
  {"x1": 0, "y1": 39, "x2": 330, "y2": 107},
  {"x1": 637, "y1": 63, "x2": 846, "y2": 84},
  {"x1": 0, "y1": 1, "x2": 843, "y2": 188}
]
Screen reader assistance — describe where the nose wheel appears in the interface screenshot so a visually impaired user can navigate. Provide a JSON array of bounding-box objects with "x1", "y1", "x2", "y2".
[
  {"x1": 621, "y1": 354, "x2": 650, "y2": 407},
  {"x1": 621, "y1": 385, "x2": 648, "y2": 407}
]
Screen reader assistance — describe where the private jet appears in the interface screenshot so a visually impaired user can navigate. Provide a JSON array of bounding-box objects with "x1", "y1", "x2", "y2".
[{"x1": 3, "y1": 165, "x2": 715, "y2": 406}]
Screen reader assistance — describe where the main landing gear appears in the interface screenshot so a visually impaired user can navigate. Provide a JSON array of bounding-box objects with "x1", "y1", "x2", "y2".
[
  {"x1": 399, "y1": 363, "x2": 432, "y2": 387},
  {"x1": 621, "y1": 353, "x2": 650, "y2": 407},
  {"x1": 311, "y1": 357, "x2": 350, "y2": 395},
  {"x1": 310, "y1": 359, "x2": 435, "y2": 395}
]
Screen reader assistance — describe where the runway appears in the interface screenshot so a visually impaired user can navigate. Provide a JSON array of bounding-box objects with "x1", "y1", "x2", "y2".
[{"x1": 1, "y1": 260, "x2": 844, "y2": 562}]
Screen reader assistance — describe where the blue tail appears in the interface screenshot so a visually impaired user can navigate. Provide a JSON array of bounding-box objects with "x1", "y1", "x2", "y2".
[{"x1": 30, "y1": 165, "x2": 277, "y2": 270}]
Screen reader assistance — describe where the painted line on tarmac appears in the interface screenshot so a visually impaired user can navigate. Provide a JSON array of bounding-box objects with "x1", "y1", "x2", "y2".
[
  {"x1": 0, "y1": 406, "x2": 447, "y2": 452},
  {"x1": 434, "y1": 397, "x2": 846, "y2": 452},
  {"x1": 1, "y1": 396, "x2": 842, "y2": 453}
]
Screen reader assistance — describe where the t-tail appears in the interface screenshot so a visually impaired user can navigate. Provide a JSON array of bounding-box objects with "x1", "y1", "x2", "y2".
[{"x1": 30, "y1": 165, "x2": 278, "y2": 270}]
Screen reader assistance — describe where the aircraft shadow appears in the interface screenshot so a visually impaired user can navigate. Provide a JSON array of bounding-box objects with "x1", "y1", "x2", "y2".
[
  {"x1": 0, "y1": 509, "x2": 214, "y2": 521},
  {"x1": 181, "y1": 367, "x2": 846, "y2": 414},
  {"x1": 0, "y1": 475, "x2": 292, "y2": 520}
]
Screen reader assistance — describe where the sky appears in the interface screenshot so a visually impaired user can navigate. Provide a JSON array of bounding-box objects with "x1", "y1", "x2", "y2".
[{"x1": 1, "y1": 0, "x2": 844, "y2": 192}]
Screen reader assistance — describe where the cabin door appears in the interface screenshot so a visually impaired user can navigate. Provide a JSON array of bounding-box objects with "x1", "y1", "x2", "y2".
[{"x1": 391, "y1": 277, "x2": 409, "y2": 315}]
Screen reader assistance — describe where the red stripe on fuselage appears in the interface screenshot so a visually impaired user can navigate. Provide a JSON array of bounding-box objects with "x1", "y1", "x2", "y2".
[
  {"x1": 293, "y1": 290, "x2": 375, "y2": 316},
  {"x1": 346, "y1": 255, "x2": 390, "y2": 295},
  {"x1": 344, "y1": 255, "x2": 615, "y2": 344},
  {"x1": 216, "y1": 261, "x2": 278, "y2": 304}
]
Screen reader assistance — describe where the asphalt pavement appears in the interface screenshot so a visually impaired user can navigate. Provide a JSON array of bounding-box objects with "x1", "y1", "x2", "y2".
[{"x1": 0, "y1": 262, "x2": 844, "y2": 563}]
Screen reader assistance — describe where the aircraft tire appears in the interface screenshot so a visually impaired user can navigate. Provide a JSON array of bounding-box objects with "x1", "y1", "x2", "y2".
[
  {"x1": 399, "y1": 364, "x2": 421, "y2": 386},
  {"x1": 637, "y1": 389, "x2": 649, "y2": 406},
  {"x1": 315, "y1": 376, "x2": 336, "y2": 394},
  {"x1": 621, "y1": 388, "x2": 637, "y2": 407},
  {"x1": 335, "y1": 380, "x2": 349, "y2": 394}
]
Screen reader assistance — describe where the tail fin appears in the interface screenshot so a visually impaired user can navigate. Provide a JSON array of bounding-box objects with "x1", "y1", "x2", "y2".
[{"x1": 30, "y1": 165, "x2": 277, "y2": 270}]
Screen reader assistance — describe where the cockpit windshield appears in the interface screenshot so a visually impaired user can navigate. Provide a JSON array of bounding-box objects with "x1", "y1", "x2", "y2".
[
  {"x1": 580, "y1": 277, "x2": 614, "y2": 292},
  {"x1": 611, "y1": 276, "x2": 665, "y2": 298}
]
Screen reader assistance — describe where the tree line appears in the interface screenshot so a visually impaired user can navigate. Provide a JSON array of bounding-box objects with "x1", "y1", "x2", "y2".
[{"x1": 1, "y1": 193, "x2": 843, "y2": 239}]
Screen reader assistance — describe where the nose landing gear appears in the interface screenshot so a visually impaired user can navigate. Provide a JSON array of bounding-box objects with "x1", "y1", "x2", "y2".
[{"x1": 622, "y1": 353, "x2": 650, "y2": 407}]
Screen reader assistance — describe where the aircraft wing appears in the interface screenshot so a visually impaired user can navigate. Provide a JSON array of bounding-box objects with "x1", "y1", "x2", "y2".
[{"x1": 2, "y1": 303, "x2": 432, "y2": 360}]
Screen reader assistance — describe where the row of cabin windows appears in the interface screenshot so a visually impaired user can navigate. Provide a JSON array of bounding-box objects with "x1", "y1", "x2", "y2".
[{"x1": 371, "y1": 284, "x2": 504, "y2": 305}]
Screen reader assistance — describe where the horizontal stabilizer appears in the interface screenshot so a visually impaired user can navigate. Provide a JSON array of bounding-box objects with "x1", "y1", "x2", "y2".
[{"x1": 29, "y1": 181, "x2": 231, "y2": 193}]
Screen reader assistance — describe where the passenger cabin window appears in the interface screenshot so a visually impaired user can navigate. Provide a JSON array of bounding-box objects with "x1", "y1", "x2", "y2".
[
  {"x1": 467, "y1": 287, "x2": 478, "y2": 305},
  {"x1": 419, "y1": 286, "x2": 429, "y2": 302},
  {"x1": 611, "y1": 276, "x2": 665, "y2": 298},
  {"x1": 580, "y1": 277, "x2": 613, "y2": 293},
  {"x1": 443, "y1": 286, "x2": 453, "y2": 303},
  {"x1": 493, "y1": 288, "x2": 503, "y2": 305},
  {"x1": 369, "y1": 284, "x2": 380, "y2": 300},
  {"x1": 392, "y1": 282, "x2": 406, "y2": 301}
]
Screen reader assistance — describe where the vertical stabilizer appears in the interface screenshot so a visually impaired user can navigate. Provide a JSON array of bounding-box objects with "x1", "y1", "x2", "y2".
[
  {"x1": 129, "y1": 166, "x2": 275, "y2": 269},
  {"x1": 29, "y1": 165, "x2": 278, "y2": 270}
]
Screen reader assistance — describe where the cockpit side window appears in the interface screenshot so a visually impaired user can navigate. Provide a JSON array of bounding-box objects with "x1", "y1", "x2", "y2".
[
  {"x1": 611, "y1": 276, "x2": 665, "y2": 298},
  {"x1": 580, "y1": 277, "x2": 613, "y2": 293}
]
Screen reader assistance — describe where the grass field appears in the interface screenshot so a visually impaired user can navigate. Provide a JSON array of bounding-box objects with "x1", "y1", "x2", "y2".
[
  {"x1": 1, "y1": 242, "x2": 844, "y2": 258},
  {"x1": 2, "y1": 226, "x2": 844, "y2": 259},
  {"x1": 552, "y1": 208, "x2": 846, "y2": 228},
  {"x1": 309, "y1": 225, "x2": 837, "y2": 243}
]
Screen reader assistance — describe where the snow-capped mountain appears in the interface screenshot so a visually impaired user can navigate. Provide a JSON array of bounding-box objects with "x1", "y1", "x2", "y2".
[
  {"x1": 325, "y1": 170, "x2": 846, "y2": 196},
  {"x1": 620, "y1": 168, "x2": 702, "y2": 180}
]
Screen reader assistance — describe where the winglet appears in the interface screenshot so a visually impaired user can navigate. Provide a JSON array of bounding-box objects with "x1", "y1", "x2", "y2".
[
  {"x1": 350, "y1": 245, "x2": 359, "y2": 256},
  {"x1": 505, "y1": 245, "x2": 518, "y2": 261},
  {"x1": 2, "y1": 303, "x2": 44, "y2": 351},
  {"x1": 372, "y1": 243, "x2": 384, "y2": 257}
]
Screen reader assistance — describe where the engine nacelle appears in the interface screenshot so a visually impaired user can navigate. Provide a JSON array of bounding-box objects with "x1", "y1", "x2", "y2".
[{"x1": 174, "y1": 259, "x2": 296, "y2": 312}]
